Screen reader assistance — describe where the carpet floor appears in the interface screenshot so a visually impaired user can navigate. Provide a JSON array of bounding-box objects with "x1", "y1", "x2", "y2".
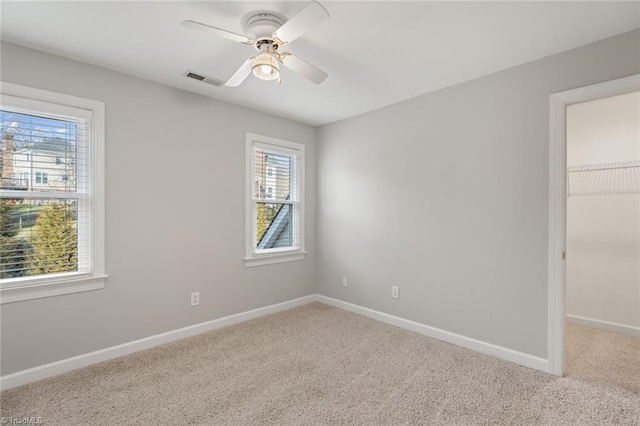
[
  {"x1": 565, "y1": 323, "x2": 640, "y2": 394},
  {"x1": 1, "y1": 303, "x2": 639, "y2": 425}
]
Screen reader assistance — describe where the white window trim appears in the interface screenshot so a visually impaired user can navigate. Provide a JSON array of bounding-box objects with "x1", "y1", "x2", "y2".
[
  {"x1": 0, "y1": 82, "x2": 107, "y2": 304},
  {"x1": 244, "y1": 133, "x2": 306, "y2": 267}
]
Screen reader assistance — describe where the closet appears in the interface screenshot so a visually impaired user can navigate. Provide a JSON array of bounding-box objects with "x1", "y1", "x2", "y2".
[
  {"x1": 566, "y1": 90, "x2": 640, "y2": 335},
  {"x1": 565, "y1": 91, "x2": 640, "y2": 336}
]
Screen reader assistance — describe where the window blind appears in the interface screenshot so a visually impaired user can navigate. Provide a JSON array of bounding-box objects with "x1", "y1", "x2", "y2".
[{"x1": 0, "y1": 109, "x2": 89, "y2": 279}]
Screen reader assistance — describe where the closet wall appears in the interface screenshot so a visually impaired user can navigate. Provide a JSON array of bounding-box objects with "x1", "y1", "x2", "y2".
[{"x1": 566, "y1": 91, "x2": 640, "y2": 336}]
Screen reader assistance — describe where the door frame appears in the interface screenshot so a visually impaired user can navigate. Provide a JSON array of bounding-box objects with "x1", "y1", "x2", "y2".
[{"x1": 547, "y1": 73, "x2": 640, "y2": 376}]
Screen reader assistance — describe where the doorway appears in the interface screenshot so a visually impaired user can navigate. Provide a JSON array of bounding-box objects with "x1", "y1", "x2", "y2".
[
  {"x1": 563, "y1": 91, "x2": 640, "y2": 392},
  {"x1": 548, "y1": 74, "x2": 640, "y2": 378}
]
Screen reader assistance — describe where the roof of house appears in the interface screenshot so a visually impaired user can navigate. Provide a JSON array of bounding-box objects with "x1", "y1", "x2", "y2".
[
  {"x1": 14, "y1": 138, "x2": 75, "y2": 154},
  {"x1": 257, "y1": 203, "x2": 292, "y2": 250}
]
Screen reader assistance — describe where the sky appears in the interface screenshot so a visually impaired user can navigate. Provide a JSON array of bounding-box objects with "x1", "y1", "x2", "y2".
[{"x1": 0, "y1": 110, "x2": 77, "y2": 149}]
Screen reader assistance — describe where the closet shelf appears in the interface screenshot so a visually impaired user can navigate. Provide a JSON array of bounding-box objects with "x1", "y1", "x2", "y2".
[
  {"x1": 567, "y1": 160, "x2": 640, "y2": 198},
  {"x1": 567, "y1": 160, "x2": 640, "y2": 173}
]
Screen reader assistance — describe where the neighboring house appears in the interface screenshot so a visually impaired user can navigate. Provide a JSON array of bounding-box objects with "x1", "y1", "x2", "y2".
[
  {"x1": 254, "y1": 150, "x2": 291, "y2": 201},
  {"x1": 2, "y1": 137, "x2": 76, "y2": 192}
]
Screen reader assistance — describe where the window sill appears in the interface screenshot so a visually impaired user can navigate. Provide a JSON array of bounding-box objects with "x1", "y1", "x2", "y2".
[
  {"x1": 0, "y1": 274, "x2": 108, "y2": 304},
  {"x1": 244, "y1": 251, "x2": 307, "y2": 268}
]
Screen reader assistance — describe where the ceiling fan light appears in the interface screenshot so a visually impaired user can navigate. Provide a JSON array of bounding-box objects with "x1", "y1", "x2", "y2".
[{"x1": 252, "y1": 51, "x2": 280, "y2": 81}]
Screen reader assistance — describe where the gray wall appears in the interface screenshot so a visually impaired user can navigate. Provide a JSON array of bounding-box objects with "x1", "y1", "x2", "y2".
[
  {"x1": 0, "y1": 42, "x2": 317, "y2": 375},
  {"x1": 316, "y1": 30, "x2": 640, "y2": 358}
]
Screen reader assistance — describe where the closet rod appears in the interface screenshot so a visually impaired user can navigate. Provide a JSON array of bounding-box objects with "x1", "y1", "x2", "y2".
[{"x1": 567, "y1": 161, "x2": 640, "y2": 173}]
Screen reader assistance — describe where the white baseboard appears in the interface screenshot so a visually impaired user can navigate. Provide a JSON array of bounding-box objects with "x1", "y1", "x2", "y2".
[
  {"x1": 0, "y1": 295, "x2": 317, "y2": 391},
  {"x1": 316, "y1": 295, "x2": 549, "y2": 373},
  {"x1": 567, "y1": 314, "x2": 640, "y2": 337},
  {"x1": 1, "y1": 293, "x2": 552, "y2": 391}
]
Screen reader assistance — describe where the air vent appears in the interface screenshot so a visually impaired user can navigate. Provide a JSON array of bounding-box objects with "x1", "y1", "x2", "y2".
[
  {"x1": 183, "y1": 70, "x2": 224, "y2": 87},
  {"x1": 185, "y1": 71, "x2": 205, "y2": 81}
]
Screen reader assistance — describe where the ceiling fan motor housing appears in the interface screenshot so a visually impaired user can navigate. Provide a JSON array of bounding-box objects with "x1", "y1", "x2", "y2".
[{"x1": 246, "y1": 13, "x2": 284, "y2": 46}]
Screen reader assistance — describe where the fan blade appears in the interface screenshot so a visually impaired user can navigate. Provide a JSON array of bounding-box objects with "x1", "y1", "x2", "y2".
[
  {"x1": 280, "y1": 53, "x2": 327, "y2": 84},
  {"x1": 273, "y1": 1, "x2": 329, "y2": 44},
  {"x1": 225, "y1": 57, "x2": 254, "y2": 87},
  {"x1": 182, "y1": 20, "x2": 254, "y2": 45}
]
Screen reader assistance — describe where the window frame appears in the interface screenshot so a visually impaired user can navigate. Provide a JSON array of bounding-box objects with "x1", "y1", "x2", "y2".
[
  {"x1": 244, "y1": 133, "x2": 306, "y2": 267},
  {"x1": 0, "y1": 82, "x2": 106, "y2": 304}
]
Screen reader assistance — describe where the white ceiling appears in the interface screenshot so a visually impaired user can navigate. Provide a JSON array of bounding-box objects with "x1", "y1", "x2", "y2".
[{"x1": 2, "y1": 1, "x2": 639, "y2": 126}]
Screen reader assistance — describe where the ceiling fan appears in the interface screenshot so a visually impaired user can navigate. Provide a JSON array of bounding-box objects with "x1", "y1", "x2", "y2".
[{"x1": 182, "y1": 1, "x2": 329, "y2": 87}]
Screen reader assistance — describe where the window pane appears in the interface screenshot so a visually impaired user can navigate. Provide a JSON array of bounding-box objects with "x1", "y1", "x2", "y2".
[
  {"x1": 0, "y1": 198, "x2": 78, "y2": 279},
  {"x1": 255, "y1": 202, "x2": 294, "y2": 250},
  {"x1": 1, "y1": 110, "x2": 83, "y2": 193},
  {"x1": 253, "y1": 150, "x2": 294, "y2": 202}
]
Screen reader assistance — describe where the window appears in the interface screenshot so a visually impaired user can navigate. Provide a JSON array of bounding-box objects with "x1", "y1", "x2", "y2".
[
  {"x1": 0, "y1": 82, "x2": 106, "y2": 304},
  {"x1": 35, "y1": 172, "x2": 48, "y2": 184},
  {"x1": 245, "y1": 133, "x2": 305, "y2": 267}
]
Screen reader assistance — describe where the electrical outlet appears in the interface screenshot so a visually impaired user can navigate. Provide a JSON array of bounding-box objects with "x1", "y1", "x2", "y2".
[
  {"x1": 190, "y1": 292, "x2": 200, "y2": 306},
  {"x1": 391, "y1": 286, "x2": 399, "y2": 299},
  {"x1": 342, "y1": 276, "x2": 348, "y2": 287}
]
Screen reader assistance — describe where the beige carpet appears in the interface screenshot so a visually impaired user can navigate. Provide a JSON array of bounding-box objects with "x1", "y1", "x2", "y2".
[
  {"x1": 565, "y1": 322, "x2": 640, "y2": 394},
  {"x1": 2, "y1": 303, "x2": 639, "y2": 425}
]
